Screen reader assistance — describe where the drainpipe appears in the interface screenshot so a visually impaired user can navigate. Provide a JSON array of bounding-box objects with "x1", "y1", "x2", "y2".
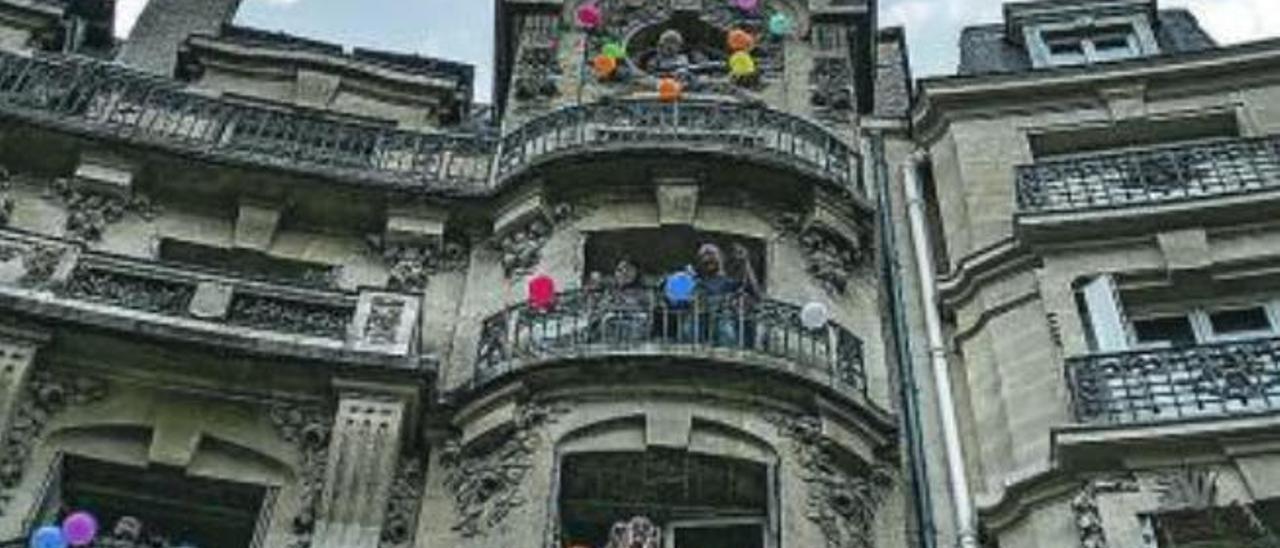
[
  {"x1": 902, "y1": 151, "x2": 980, "y2": 548},
  {"x1": 870, "y1": 131, "x2": 936, "y2": 548}
]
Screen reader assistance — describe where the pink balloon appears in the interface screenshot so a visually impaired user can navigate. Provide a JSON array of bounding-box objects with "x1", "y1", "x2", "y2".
[
  {"x1": 61, "y1": 511, "x2": 97, "y2": 546},
  {"x1": 528, "y1": 274, "x2": 557, "y2": 311},
  {"x1": 576, "y1": 3, "x2": 602, "y2": 29},
  {"x1": 733, "y1": 0, "x2": 759, "y2": 12}
]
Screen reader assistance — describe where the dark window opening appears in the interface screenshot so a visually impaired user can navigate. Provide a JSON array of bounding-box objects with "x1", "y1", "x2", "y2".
[
  {"x1": 1208, "y1": 307, "x2": 1272, "y2": 337},
  {"x1": 583, "y1": 228, "x2": 766, "y2": 291},
  {"x1": 158, "y1": 239, "x2": 339, "y2": 289},
  {"x1": 558, "y1": 450, "x2": 769, "y2": 548},
  {"x1": 1151, "y1": 499, "x2": 1280, "y2": 547},
  {"x1": 1132, "y1": 315, "x2": 1196, "y2": 348},
  {"x1": 1029, "y1": 112, "x2": 1240, "y2": 160},
  {"x1": 44, "y1": 454, "x2": 268, "y2": 548}
]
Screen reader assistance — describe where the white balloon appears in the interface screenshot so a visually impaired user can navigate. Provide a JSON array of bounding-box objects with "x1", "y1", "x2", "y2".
[{"x1": 800, "y1": 302, "x2": 829, "y2": 330}]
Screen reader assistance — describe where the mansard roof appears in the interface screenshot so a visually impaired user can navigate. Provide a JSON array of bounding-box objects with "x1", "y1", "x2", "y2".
[{"x1": 957, "y1": 9, "x2": 1216, "y2": 76}]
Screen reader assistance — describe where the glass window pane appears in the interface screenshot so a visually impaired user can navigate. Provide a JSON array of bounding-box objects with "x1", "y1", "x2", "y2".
[
  {"x1": 1132, "y1": 316, "x2": 1196, "y2": 347},
  {"x1": 1208, "y1": 306, "x2": 1272, "y2": 335}
]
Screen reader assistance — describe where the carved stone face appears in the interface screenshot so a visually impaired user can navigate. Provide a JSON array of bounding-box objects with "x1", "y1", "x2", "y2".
[{"x1": 657, "y1": 29, "x2": 685, "y2": 57}]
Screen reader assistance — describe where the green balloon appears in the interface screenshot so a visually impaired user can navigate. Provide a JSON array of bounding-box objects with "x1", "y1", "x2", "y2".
[
  {"x1": 603, "y1": 42, "x2": 627, "y2": 59},
  {"x1": 768, "y1": 13, "x2": 793, "y2": 37}
]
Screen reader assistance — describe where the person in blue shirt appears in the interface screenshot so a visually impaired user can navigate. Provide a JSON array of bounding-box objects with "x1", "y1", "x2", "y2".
[{"x1": 690, "y1": 242, "x2": 760, "y2": 345}]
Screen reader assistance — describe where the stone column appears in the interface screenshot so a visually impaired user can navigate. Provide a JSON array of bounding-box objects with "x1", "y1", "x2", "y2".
[{"x1": 311, "y1": 384, "x2": 416, "y2": 548}]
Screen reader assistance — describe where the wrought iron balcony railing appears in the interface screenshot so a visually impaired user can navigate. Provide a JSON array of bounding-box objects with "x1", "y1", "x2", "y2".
[
  {"x1": 0, "y1": 51, "x2": 494, "y2": 189},
  {"x1": 495, "y1": 100, "x2": 862, "y2": 194},
  {"x1": 1067, "y1": 337, "x2": 1280, "y2": 425},
  {"x1": 472, "y1": 288, "x2": 867, "y2": 398},
  {"x1": 1017, "y1": 136, "x2": 1280, "y2": 214}
]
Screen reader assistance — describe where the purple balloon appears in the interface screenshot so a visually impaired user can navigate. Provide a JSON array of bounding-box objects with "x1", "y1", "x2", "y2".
[{"x1": 61, "y1": 512, "x2": 97, "y2": 546}]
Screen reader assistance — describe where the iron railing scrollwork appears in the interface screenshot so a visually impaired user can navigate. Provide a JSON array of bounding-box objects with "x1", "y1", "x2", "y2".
[
  {"x1": 473, "y1": 288, "x2": 867, "y2": 398},
  {"x1": 1067, "y1": 337, "x2": 1280, "y2": 425},
  {"x1": 495, "y1": 100, "x2": 862, "y2": 193},
  {"x1": 0, "y1": 50, "x2": 495, "y2": 189},
  {"x1": 1017, "y1": 135, "x2": 1280, "y2": 213}
]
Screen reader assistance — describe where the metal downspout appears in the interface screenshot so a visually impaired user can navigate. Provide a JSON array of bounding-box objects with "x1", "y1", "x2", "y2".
[
  {"x1": 903, "y1": 151, "x2": 980, "y2": 548},
  {"x1": 870, "y1": 131, "x2": 937, "y2": 548}
]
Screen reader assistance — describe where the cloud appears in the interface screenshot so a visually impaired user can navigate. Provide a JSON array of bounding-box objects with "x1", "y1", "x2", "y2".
[{"x1": 114, "y1": 0, "x2": 149, "y2": 38}]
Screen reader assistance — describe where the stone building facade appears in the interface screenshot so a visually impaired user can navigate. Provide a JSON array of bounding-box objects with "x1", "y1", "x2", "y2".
[
  {"x1": 0, "y1": 0, "x2": 925, "y2": 547},
  {"x1": 907, "y1": 0, "x2": 1280, "y2": 546},
  {"x1": 0, "y1": 0, "x2": 1274, "y2": 546}
]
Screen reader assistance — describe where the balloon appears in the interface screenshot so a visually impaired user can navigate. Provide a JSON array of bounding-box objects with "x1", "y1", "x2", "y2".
[
  {"x1": 575, "y1": 3, "x2": 602, "y2": 29},
  {"x1": 657, "y1": 77, "x2": 682, "y2": 102},
  {"x1": 61, "y1": 512, "x2": 97, "y2": 546},
  {"x1": 727, "y1": 29, "x2": 755, "y2": 52},
  {"x1": 729, "y1": 52, "x2": 757, "y2": 77},
  {"x1": 768, "y1": 13, "x2": 794, "y2": 37},
  {"x1": 602, "y1": 42, "x2": 626, "y2": 59},
  {"x1": 800, "y1": 302, "x2": 829, "y2": 331},
  {"x1": 30, "y1": 526, "x2": 66, "y2": 548},
  {"x1": 593, "y1": 54, "x2": 617, "y2": 79},
  {"x1": 664, "y1": 271, "x2": 696, "y2": 304},
  {"x1": 527, "y1": 274, "x2": 557, "y2": 311},
  {"x1": 733, "y1": 0, "x2": 759, "y2": 12}
]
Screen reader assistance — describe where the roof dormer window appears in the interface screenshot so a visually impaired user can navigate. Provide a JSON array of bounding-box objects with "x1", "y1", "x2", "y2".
[
  {"x1": 1041, "y1": 24, "x2": 1141, "y2": 66},
  {"x1": 1005, "y1": 0, "x2": 1162, "y2": 69}
]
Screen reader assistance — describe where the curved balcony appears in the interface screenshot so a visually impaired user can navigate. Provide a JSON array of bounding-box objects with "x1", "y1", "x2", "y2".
[
  {"x1": 0, "y1": 51, "x2": 494, "y2": 191},
  {"x1": 1016, "y1": 135, "x2": 1280, "y2": 215},
  {"x1": 468, "y1": 288, "x2": 867, "y2": 399},
  {"x1": 1066, "y1": 337, "x2": 1280, "y2": 426},
  {"x1": 495, "y1": 100, "x2": 863, "y2": 194}
]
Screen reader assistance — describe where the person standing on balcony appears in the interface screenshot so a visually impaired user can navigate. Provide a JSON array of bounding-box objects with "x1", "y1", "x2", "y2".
[
  {"x1": 591, "y1": 257, "x2": 651, "y2": 344},
  {"x1": 692, "y1": 242, "x2": 760, "y2": 346}
]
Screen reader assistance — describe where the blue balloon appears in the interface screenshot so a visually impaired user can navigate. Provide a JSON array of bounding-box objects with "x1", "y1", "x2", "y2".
[
  {"x1": 665, "y1": 271, "x2": 696, "y2": 303},
  {"x1": 30, "y1": 526, "x2": 67, "y2": 548}
]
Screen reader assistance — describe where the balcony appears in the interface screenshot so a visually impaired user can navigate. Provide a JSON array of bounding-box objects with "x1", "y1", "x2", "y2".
[
  {"x1": 469, "y1": 289, "x2": 867, "y2": 399},
  {"x1": 495, "y1": 100, "x2": 863, "y2": 195},
  {"x1": 0, "y1": 232, "x2": 422, "y2": 367},
  {"x1": 1016, "y1": 135, "x2": 1280, "y2": 215},
  {"x1": 0, "y1": 51, "x2": 494, "y2": 191},
  {"x1": 1066, "y1": 337, "x2": 1280, "y2": 426}
]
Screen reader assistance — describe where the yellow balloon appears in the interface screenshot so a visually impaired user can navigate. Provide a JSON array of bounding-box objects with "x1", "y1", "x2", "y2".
[{"x1": 729, "y1": 51, "x2": 756, "y2": 77}]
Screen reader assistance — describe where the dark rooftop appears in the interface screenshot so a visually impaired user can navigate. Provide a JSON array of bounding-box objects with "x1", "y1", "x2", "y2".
[
  {"x1": 958, "y1": 9, "x2": 1217, "y2": 76},
  {"x1": 208, "y1": 24, "x2": 475, "y2": 89}
]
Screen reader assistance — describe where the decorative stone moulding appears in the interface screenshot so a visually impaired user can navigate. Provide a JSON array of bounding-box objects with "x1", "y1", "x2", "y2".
[
  {"x1": 776, "y1": 196, "x2": 868, "y2": 296},
  {"x1": 572, "y1": 0, "x2": 791, "y2": 99},
  {"x1": 441, "y1": 399, "x2": 566, "y2": 537},
  {"x1": 490, "y1": 184, "x2": 583, "y2": 278},
  {"x1": 765, "y1": 411, "x2": 894, "y2": 548},
  {"x1": 350, "y1": 292, "x2": 422, "y2": 356},
  {"x1": 0, "y1": 371, "x2": 108, "y2": 511},
  {"x1": 268, "y1": 400, "x2": 334, "y2": 548},
  {"x1": 370, "y1": 206, "x2": 468, "y2": 292}
]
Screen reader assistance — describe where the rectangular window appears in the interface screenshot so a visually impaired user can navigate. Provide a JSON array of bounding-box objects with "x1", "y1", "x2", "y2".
[
  {"x1": 1038, "y1": 24, "x2": 1140, "y2": 67},
  {"x1": 1207, "y1": 306, "x2": 1274, "y2": 339},
  {"x1": 668, "y1": 520, "x2": 766, "y2": 548},
  {"x1": 1131, "y1": 315, "x2": 1197, "y2": 348}
]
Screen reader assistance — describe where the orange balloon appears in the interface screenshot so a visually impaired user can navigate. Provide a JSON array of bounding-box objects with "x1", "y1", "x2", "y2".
[
  {"x1": 593, "y1": 54, "x2": 617, "y2": 79},
  {"x1": 658, "y1": 77, "x2": 682, "y2": 102},
  {"x1": 727, "y1": 29, "x2": 755, "y2": 52}
]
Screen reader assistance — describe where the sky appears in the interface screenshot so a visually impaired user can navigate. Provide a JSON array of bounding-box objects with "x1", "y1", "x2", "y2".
[{"x1": 113, "y1": 0, "x2": 1280, "y2": 102}]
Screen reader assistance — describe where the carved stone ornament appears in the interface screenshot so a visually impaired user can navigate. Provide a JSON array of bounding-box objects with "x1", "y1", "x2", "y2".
[
  {"x1": 0, "y1": 371, "x2": 108, "y2": 512},
  {"x1": 368, "y1": 236, "x2": 469, "y2": 292},
  {"x1": 45, "y1": 177, "x2": 160, "y2": 242},
  {"x1": 778, "y1": 213, "x2": 864, "y2": 295},
  {"x1": 268, "y1": 401, "x2": 333, "y2": 548},
  {"x1": 0, "y1": 169, "x2": 13, "y2": 228},
  {"x1": 1154, "y1": 466, "x2": 1218, "y2": 512},
  {"x1": 765, "y1": 412, "x2": 893, "y2": 548},
  {"x1": 513, "y1": 13, "x2": 561, "y2": 104},
  {"x1": 0, "y1": 241, "x2": 68, "y2": 289},
  {"x1": 1069, "y1": 476, "x2": 1138, "y2": 548},
  {"x1": 810, "y1": 56, "x2": 855, "y2": 120},
  {"x1": 605, "y1": 516, "x2": 661, "y2": 548},
  {"x1": 440, "y1": 400, "x2": 567, "y2": 537},
  {"x1": 380, "y1": 456, "x2": 425, "y2": 548},
  {"x1": 493, "y1": 202, "x2": 580, "y2": 278}
]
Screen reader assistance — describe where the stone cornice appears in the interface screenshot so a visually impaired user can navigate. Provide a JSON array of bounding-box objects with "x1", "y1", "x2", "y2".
[{"x1": 913, "y1": 38, "x2": 1280, "y2": 145}]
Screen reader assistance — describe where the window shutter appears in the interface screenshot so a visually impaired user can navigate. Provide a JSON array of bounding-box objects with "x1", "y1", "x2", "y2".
[{"x1": 1082, "y1": 274, "x2": 1129, "y2": 352}]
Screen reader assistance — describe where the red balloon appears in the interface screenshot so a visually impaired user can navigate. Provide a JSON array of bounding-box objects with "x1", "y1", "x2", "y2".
[{"x1": 528, "y1": 274, "x2": 557, "y2": 310}]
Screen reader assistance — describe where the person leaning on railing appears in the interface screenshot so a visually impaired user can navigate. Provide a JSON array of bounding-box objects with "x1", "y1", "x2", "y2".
[{"x1": 677, "y1": 242, "x2": 761, "y2": 346}]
